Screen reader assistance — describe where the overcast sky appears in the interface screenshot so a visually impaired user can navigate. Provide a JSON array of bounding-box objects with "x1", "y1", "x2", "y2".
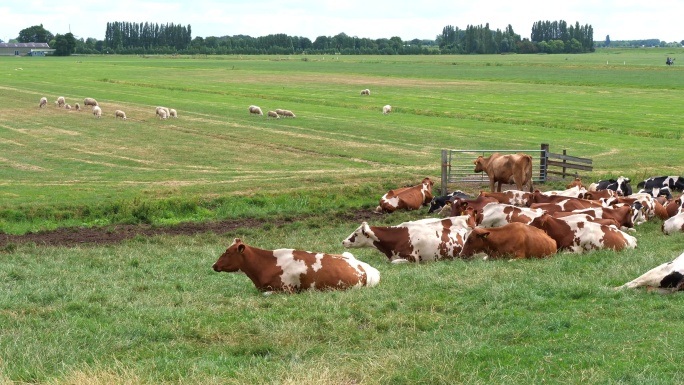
[{"x1": 2, "y1": 0, "x2": 682, "y2": 43}]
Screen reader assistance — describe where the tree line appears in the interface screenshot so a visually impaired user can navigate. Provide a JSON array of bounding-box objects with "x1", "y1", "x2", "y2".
[{"x1": 14, "y1": 20, "x2": 594, "y2": 56}]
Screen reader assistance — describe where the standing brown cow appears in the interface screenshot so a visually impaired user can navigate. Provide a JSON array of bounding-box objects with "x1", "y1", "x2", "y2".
[{"x1": 474, "y1": 153, "x2": 534, "y2": 193}]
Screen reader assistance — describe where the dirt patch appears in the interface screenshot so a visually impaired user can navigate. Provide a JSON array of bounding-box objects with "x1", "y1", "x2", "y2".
[{"x1": 0, "y1": 209, "x2": 378, "y2": 248}]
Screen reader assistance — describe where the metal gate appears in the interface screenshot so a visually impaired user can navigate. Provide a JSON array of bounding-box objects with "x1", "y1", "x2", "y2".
[{"x1": 440, "y1": 148, "x2": 547, "y2": 195}]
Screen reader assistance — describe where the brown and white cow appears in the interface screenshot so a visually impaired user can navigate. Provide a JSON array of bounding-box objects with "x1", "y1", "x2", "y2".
[
  {"x1": 375, "y1": 177, "x2": 434, "y2": 213},
  {"x1": 212, "y1": 238, "x2": 380, "y2": 294},
  {"x1": 474, "y1": 153, "x2": 534, "y2": 193},
  {"x1": 460, "y1": 222, "x2": 557, "y2": 260},
  {"x1": 479, "y1": 190, "x2": 533, "y2": 206},
  {"x1": 529, "y1": 214, "x2": 637, "y2": 253},
  {"x1": 449, "y1": 195, "x2": 499, "y2": 216},
  {"x1": 617, "y1": 251, "x2": 684, "y2": 293},
  {"x1": 552, "y1": 205, "x2": 634, "y2": 232},
  {"x1": 550, "y1": 213, "x2": 620, "y2": 227},
  {"x1": 665, "y1": 198, "x2": 683, "y2": 218},
  {"x1": 527, "y1": 190, "x2": 602, "y2": 208},
  {"x1": 529, "y1": 198, "x2": 602, "y2": 214},
  {"x1": 477, "y1": 203, "x2": 546, "y2": 228},
  {"x1": 565, "y1": 177, "x2": 586, "y2": 190},
  {"x1": 580, "y1": 189, "x2": 617, "y2": 200},
  {"x1": 342, "y1": 215, "x2": 476, "y2": 263}
]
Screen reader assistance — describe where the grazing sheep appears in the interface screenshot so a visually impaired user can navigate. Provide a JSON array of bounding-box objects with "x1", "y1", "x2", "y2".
[
  {"x1": 74, "y1": 103, "x2": 81, "y2": 111},
  {"x1": 155, "y1": 106, "x2": 170, "y2": 119},
  {"x1": 92, "y1": 105, "x2": 102, "y2": 118},
  {"x1": 65, "y1": 104, "x2": 72, "y2": 109},
  {"x1": 361, "y1": 89, "x2": 371, "y2": 96},
  {"x1": 56, "y1": 96, "x2": 66, "y2": 108},
  {"x1": 83, "y1": 97, "x2": 98, "y2": 107},
  {"x1": 267, "y1": 110, "x2": 279, "y2": 118},
  {"x1": 169, "y1": 108, "x2": 177, "y2": 118},
  {"x1": 275, "y1": 108, "x2": 285, "y2": 116},
  {"x1": 280, "y1": 109, "x2": 296, "y2": 118},
  {"x1": 249, "y1": 105, "x2": 263, "y2": 116},
  {"x1": 39, "y1": 97, "x2": 47, "y2": 108},
  {"x1": 114, "y1": 110, "x2": 127, "y2": 120},
  {"x1": 383, "y1": 105, "x2": 392, "y2": 115}
]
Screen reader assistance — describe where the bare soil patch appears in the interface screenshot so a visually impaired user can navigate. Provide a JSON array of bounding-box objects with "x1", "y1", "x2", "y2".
[{"x1": 0, "y1": 209, "x2": 378, "y2": 248}]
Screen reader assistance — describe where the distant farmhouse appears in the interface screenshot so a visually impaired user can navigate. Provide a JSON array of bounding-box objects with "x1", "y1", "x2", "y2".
[{"x1": 0, "y1": 43, "x2": 55, "y2": 56}]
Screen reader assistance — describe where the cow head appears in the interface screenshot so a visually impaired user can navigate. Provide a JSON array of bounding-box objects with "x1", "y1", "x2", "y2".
[
  {"x1": 566, "y1": 177, "x2": 584, "y2": 189},
  {"x1": 342, "y1": 222, "x2": 378, "y2": 248},
  {"x1": 615, "y1": 176, "x2": 632, "y2": 196},
  {"x1": 473, "y1": 156, "x2": 486, "y2": 173},
  {"x1": 460, "y1": 228, "x2": 490, "y2": 258},
  {"x1": 213, "y1": 238, "x2": 247, "y2": 272}
]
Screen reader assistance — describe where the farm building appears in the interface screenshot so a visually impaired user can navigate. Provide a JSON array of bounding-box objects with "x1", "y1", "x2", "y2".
[{"x1": 0, "y1": 43, "x2": 54, "y2": 56}]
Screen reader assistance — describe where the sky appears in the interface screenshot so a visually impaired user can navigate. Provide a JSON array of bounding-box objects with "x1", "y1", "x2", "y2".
[{"x1": 2, "y1": 0, "x2": 682, "y2": 43}]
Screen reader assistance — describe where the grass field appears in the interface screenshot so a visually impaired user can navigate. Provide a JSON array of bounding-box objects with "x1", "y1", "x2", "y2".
[{"x1": 1, "y1": 49, "x2": 684, "y2": 384}]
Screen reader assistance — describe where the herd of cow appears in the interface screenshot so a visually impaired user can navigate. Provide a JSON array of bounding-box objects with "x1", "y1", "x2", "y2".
[{"x1": 212, "y1": 153, "x2": 684, "y2": 295}]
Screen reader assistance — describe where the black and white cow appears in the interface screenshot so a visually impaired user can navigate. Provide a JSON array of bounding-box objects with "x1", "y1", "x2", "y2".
[
  {"x1": 637, "y1": 176, "x2": 684, "y2": 196},
  {"x1": 589, "y1": 176, "x2": 632, "y2": 196},
  {"x1": 617, "y1": 251, "x2": 684, "y2": 293},
  {"x1": 428, "y1": 190, "x2": 470, "y2": 214}
]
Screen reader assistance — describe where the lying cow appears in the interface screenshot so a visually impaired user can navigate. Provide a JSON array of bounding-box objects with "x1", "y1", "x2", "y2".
[
  {"x1": 529, "y1": 214, "x2": 637, "y2": 253},
  {"x1": 565, "y1": 177, "x2": 586, "y2": 189},
  {"x1": 342, "y1": 215, "x2": 475, "y2": 263},
  {"x1": 617, "y1": 251, "x2": 684, "y2": 293},
  {"x1": 665, "y1": 198, "x2": 683, "y2": 218},
  {"x1": 376, "y1": 177, "x2": 433, "y2": 213},
  {"x1": 476, "y1": 203, "x2": 546, "y2": 228},
  {"x1": 662, "y1": 212, "x2": 684, "y2": 235},
  {"x1": 473, "y1": 153, "x2": 534, "y2": 193},
  {"x1": 479, "y1": 190, "x2": 533, "y2": 206},
  {"x1": 589, "y1": 176, "x2": 633, "y2": 196},
  {"x1": 450, "y1": 195, "x2": 499, "y2": 216},
  {"x1": 637, "y1": 176, "x2": 684, "y2": 192},
  {"x1": 428, "y1": 190, "x2": 470, "y2": 214},
  {"x1": 212, "y1": 238, "x2": 380, "y2": 294},
  {"x1": 460, "y1": 222, "x2": 557, "y2": 260}
]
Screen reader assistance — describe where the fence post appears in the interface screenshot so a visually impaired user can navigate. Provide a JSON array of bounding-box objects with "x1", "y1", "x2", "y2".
[
  {"x1": 540, "y1": 143, "x2": 549, "y2": 182},
  {"x1": 562, "y1": 149, "x2": 567, "y2": 178},
  {"x1": 441, "y1": 149, "x2": 448, "y2": 196}
]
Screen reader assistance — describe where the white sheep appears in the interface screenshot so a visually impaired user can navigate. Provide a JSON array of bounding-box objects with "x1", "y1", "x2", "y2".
[
  {"x1": 158, "y1": 109, "x2": 168, "y2": 120},
  {"x1": 275, "y1": 109, "x2": 285, "y2": 116},
  {"x1": 65, "y1": 104, "x2": 72, "y2": 110},
  {"x1": 281, "y1": 109, "x2": 296, "y2": 118},
  {"x1": 382, "y1": 105, "x2": 392, "y2": 115},
  {"x1": 74, "y1": 103, "x2": 81, "y2": 111},
  {"x1": 92, "y1": 105, "x2": 102, "y2": 118},
  {"x1": 115, "y1": 110, "x2": 127, "y2": 120},
  {"x1": 249, "y1": 105, "x2": 263, "y2": 116},
  {"x1": 360, "y1": 89, "x2": 371, "y2": 96},
  {"x1": 83, "y1": 97, "x2": 98, "y2": 107},
  {"x1": 39, "y1": 97, "x2": 47, "y2": 108},
  {"x1": 169, "y1": 108, "x2": 177, "y2": 118},
  {"x1": 267, "y1": 110, "x2": 279, "y2": 118},
  {"x1": 56, "y1": 96, "x2": 66, "y2": 108},
  {"x1": 156, "y1": 106, "x2": 170, "y2": 118}
]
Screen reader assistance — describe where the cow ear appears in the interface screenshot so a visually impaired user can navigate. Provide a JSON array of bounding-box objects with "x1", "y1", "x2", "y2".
[
  {"x1": 237, "y1": 244, "x2": 246, "y2": 254},
  {"x1": 361, "y1": 222, "x2": 371, "y2": 236},
  {"x1": 478, "y1": 231, "x2": 490, "y2": 239}
]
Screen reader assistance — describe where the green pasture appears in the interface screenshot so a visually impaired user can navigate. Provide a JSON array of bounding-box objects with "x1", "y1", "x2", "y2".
[
  {"x1": 1, "y1": 49, "x2": 684, "y2": 232},
  {"x1": 1, "y1": 49, "x2": 684, "y2": 384}
]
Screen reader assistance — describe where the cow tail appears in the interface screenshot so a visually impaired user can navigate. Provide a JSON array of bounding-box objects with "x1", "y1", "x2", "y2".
[{"x1": 526, "y1": 155, "x2": 534, "y2": 192}]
